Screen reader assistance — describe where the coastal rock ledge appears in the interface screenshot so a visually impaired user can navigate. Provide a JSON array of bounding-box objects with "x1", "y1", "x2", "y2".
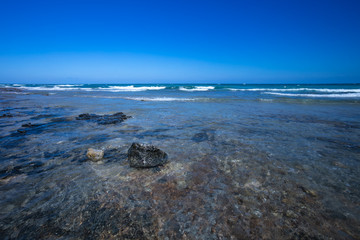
[
  {"x1": 128, "y1": 143, "x2": 168, "y2": 168},
  {"x1": 76, "y1": 112, "x2": 130, "y2": 125}
]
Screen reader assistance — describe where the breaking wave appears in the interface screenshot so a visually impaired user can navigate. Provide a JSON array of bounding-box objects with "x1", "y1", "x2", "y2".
[
  {"x1": 14, "y1": 85, "x2": 166, "y2": 92},
  {"x1": 99, "y1": 86, "x2": 166, "y2": 92},
  {"x1": 229, "y1": 88, "x2": 360, "y2": 93},
  {"x1": 123, "y1": 97, "x2": 197, "y2": 101},
  {"x1": 179, "y1": 86, "x2": 215, "y2": 92},
  {"x1": 18, "y1": 86, "x2": 90, "y2": 91},
  {"x1": 265, "y1": 92, "x2": 360, "y2": 98}
]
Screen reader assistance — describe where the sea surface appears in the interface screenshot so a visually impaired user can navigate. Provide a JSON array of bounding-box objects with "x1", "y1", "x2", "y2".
[{"x1": 1, "y1": 83, "x2": 360, "y2": 239}]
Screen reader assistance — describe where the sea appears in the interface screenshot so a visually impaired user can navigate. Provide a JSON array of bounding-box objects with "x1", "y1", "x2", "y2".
[{"x1": 1, "y1": 83, "x2": 360, "y2": 239}]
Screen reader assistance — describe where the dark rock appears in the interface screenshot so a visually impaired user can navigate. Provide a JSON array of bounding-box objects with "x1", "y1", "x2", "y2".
[
  {"x1": 76, "y1": 112, "x2": 130, "y2": 125},
  {"x1": 15, "y1": 161, "x2": 44, "y2": 174},
  {"x1": 128, "y1": 143, "x2": 168, "y2": 168},
  {"x1": 298, "y1": 185, "x2": 317, "y2": 197},
  {"x1": 152, "y1": 166, "x2": 161, "y2": 173},
  {"x1": 76, "y1": 113, "x2": 93, "y2": 120},
  {"x1": 1, "y1": 161, "x2": 44, "y2": 179},
  {"x1": 21, "y1": 123, "x2": 42, "y2": 129},
  {"x1": 0, "y1": 113, "x2": 13, "y2": 118},
  {"x1": 17, "y1": 129, "x2": 26, "y2": 134},
  {"x1": 22, "y1": 123, "x2": 33, "y2": 127}
]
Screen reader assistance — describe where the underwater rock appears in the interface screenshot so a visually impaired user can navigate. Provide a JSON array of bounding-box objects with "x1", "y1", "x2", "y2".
[
  {"x1": 191, "y1": 132, "x2": 209, "y2": 142},
  {"x1": 298, "y1": 185, "x2": 318, "y2": 198},
  {"x1": 86, "y1": 148, "x2": 104, "y2": 162},
  {"x1": 128, "y1": 142, "x2": 168, "y2": 168},
  {"x1": 76, "y1": 112, "x2": 130, "y2": 125},
  {"x1": 0, "y1": 87, "x2": 23, "y2": 93}
]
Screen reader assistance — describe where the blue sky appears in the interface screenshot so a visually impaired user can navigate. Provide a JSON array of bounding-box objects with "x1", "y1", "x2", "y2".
[{"x1": 0, "y1": 0, "x2": 359, "y2": 84}]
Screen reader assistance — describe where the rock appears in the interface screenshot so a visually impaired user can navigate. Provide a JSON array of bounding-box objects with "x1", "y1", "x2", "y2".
[
  {"x1": 0, "y1": 113, "x2": 13, "y2": 118},
  {"x1": 128, "y1": 143, "x2": 168, "y2": 168},
  {"x1": 76, "y1": 112, "x2": 130, "y2": 125},
  {"x1": 22, "y1": 123, "x2": 33, "y2": 127},
  {"x1": 0, "y1": 87, "x2": 23, "y2": 93},
  {"x1": 298, "y1": 185, "x2": 318, "y2": 198},
  {"x1": 86, "y1": 148, "x2": 104, "y2": 162}
]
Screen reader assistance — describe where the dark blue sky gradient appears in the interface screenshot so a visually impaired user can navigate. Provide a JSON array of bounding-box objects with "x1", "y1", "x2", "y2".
[{"x1": 1, "y1": 0, "x2": 359, "y2": 83}]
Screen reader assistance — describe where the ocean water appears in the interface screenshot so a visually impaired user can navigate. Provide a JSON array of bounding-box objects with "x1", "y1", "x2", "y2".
[{"x1": 0, "y1": 83, "x2": 360, "y2": 239}]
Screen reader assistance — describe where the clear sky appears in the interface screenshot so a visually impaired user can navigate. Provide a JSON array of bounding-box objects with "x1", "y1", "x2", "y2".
[{"x1": 0, "y1": 0, "x2": 359, "y2": 84}]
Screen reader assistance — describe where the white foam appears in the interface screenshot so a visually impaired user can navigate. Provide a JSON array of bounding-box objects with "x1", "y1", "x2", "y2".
[
  {"x1": 229, "y1": 88, "x2": 303, "y2": 92},
  {"x1": 264, "y1": 92, "x2": 360, "y2": 98},
  {"x1": 124, "y1": 97, "x2": 195, "y2": 102},
  {"x1": 15, "y1": 85, "x2": 166, "y2": 92},
  {"x1": 56, "y1": 84, "x2": 83, "y2": 87},
  {"x1": 179, "y1": 86, "x2": 215, "y2": 91},
  {"x1": 305, "y1": 88, "x2": 360, "y2": 93},
  {"x1": 98, "y1": 86, "x2": 166, "y2": 92},
  {"x1": 258, "y1": 98, "x2": 273, "y2": 102},
  {"x1": 229, "y1": 88, "x2": 360, "y2": 93},
  {"x1": 18, "y1": 86, "x2": 90, "y2": 91}
]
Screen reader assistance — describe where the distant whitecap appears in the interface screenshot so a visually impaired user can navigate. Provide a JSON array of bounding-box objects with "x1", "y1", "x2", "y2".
[
  {"x1": 124, "y1": 97, "x2": 196, "y2": 101},
  {"x1": 98, "y1": 86, "x2": 166, "y2": 92},
  {"x1": 264, "y1": 92, "x2": 360, "y2": 98},
  {"x1": 179, "y1": 86, "x2": 215, "y2": 91}
]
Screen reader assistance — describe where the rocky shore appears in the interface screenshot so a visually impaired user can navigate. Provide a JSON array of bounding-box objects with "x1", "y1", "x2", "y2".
[{"x1": 1, "y1": 94, "x2": 359, "y2": 240}]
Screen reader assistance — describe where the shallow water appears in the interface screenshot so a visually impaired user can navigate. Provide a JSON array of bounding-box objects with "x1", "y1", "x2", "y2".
[{"x1": 1, "y1": 84, "x2": 360, "y2": 239}]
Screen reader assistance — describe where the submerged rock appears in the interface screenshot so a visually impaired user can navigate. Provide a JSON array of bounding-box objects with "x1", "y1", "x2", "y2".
[
  {"x1": 192, "y1": 132, "x2": 209, "y2": 142},
  {"x1": 21, "y1": 123, "x2": 33, "y2": 127},
  {"x1": 0, "y1": 113, "x2": 13, "y2": 118},
  {"x1": 0, "y1": 87, "x2": 23, "y2": 93},
  {"x1": 76, "y1": 112, "x2": 130, "y2": 125},
  {"x1": 86, "y1": 148, "x2": 104, "y2": 162},
  {"x1": 128, "y1": 143, "x2": 168, "y2": 168},
  {"x1": 298, "y1": 185, "x2": 318, "y2": 198}
]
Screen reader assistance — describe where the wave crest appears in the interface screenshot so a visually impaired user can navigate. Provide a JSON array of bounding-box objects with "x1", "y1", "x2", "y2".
[
  {"x1": 15, "y1": 85, "x2": 166, "y2": 92},
  {"x1": 229, "y1": 88, "x2": 360, "y2": 93},
  {"x1": 124, "y1": 97, "x2": 196, "y2": 101},
  {"x1": 100, "y1": 86, "x2": 166, "y2": 92},
  {"x1": 265, "y1": 92, "x2": 360, "y2": 98},
  {"x1": 179, "y1": 86, "x2": 215, "y2": 92}
]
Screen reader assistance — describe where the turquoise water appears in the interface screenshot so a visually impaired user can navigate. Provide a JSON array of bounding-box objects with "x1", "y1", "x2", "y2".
[{"x1": 1, "y1": 84, "x2": 360, "y2": 239}]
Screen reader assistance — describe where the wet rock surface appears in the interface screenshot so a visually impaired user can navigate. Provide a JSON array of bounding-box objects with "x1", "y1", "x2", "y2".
[
  {"x1": 0, "y1": 113, "x2": 13, "y2": 118},
  {"x1": 128, "y1": 142, "x2": 168, "y2": 168},
  {"x1": 76, "y1": 112, "x2": 130, "y2": 125}
]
